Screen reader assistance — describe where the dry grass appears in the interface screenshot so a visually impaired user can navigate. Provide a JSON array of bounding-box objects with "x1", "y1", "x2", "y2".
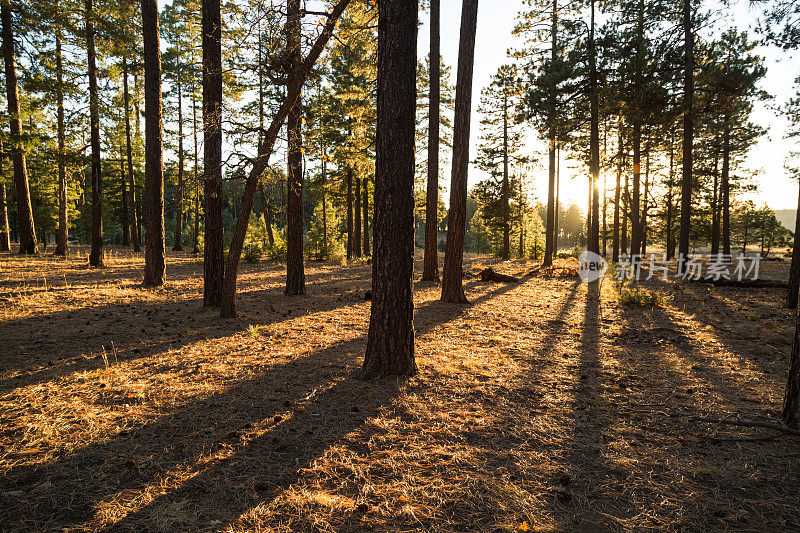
[{"x1": 0, "y1": 248, "x2": 798, "y2": 532}]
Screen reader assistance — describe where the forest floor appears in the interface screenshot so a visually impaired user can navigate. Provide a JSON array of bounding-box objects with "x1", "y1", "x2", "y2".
[{"x1": 1, "y1": 247, "x2": 799, "y2": 532}]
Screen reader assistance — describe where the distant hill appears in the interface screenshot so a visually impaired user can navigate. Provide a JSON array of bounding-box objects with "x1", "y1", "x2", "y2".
[{"x1": 775, "y1": 209, "x2": 796, "y2": 233}]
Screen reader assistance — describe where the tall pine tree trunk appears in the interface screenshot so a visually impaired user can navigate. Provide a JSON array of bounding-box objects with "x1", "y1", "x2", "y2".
[
  {"x1": 354, "y1": 172, "x2": 362, "y2": 257},
  {"x1": 666, "y1": 136, "x2": 675, "y2": 259},
  {"x1": 721, "y1": 115, "x2": 731, "y2": 257},
  {"x1": 787, "y1": 181, "x2": 800, "y2": 308},
  {"x1": 173, "y1": 75, "x2": 184, "y2": 251},
  {"x1": 678, "y1": 0, "x2": 694, "y2": 275},
  {"x1": 0, "y1": 180, "x2": 9, "y2": 252},
  {"x1": 588, "y1": 0, "x2": 600, "y2": 262},
  {"x1": 421, "y1": 0, "x2": 440, "y2": 281},
  {"x1": 543, "y1": 0, "x2": 558, "y2": 267},
  {"x1": 55, "y1": 29, "x2": 68, "y2": 256},
  {"x1": 192, "y1": 76, "x2": 200, "y2": 254},
  {"x1": 121, "y1": 155, "x2": 130, "y2": 246},
  {"x1": 123, "y1": 57, "x2": 141, "y2": 252},
  {"x1": 363, "y1": 175, "x2": 370, "y2": 256},
  {"x1": 86, "y1": 0, "x2": 102, "y2": 265},
  {"x1": 630, "y1": 122, "x2": 641, "y2": 257},
  {"x1": 203, "y1": 0, "x2": 224, "y2": 304},
  {"x1": 441, "y1": 0, "x2": 478, "y2": 303},
  {"x1": 285, "y1": 0, "x2": 305, "y2": 295},
  {"x1": 501, "y1": 93, "x2": 510, "y2": 260},
  {"x1": 362, "y1": 0, "x2": 418, "y2": 379},
  {"x1": 2, "y1": 0, "x2": 37, "y2": 254},
  {"x1": 612, "y1": 125, "x2": 622, "y2": 263},
  {"x1": 783, "y1": 303, "x2": 800, "y2": 428},
  {"x1": 142, "y1": 0, "x2": 166, "y2": 286},
  {"x1": 711, "y1": 149, "x2": 720, "y2": 256},
  {"x1": 346, "y1": 167, "x2": 353, "y2": 261}
]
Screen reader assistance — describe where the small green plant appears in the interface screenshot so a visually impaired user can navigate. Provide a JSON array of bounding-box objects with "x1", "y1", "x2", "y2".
[
  {"x1": 618, "y1": 288, "x2": 665, "y2": 307},
  {"x1": 246, "y1": 324, "x2": 261, "y2": 337},
  {"x1": 244, "y1": 244, "x2": 263, "y2": 263}
]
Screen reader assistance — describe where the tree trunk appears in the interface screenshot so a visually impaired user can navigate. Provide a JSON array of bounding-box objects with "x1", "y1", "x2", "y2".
[
  {"x1": 123, "y1": 57, "x2": 141, "y2": 252},
  {"x1": 285, "y1": 0, "x2": 305, "y2": 295},
  {"x1": 322, "y1": 185, "x2": 328, "y2": 259},
  {"x1": 677, "y1": 0, "x2": 694, "y2": 275},
  {"x1": 86, "y1": 0, "x2": 102, "y2": 265},
  {"x1": 354, "y1": 172, "x2": 362, "y2": 257},
  {"x1": 346, "y1": 166, "x2": 353, "y2": 261},
  {"x1": 173, "y1": 75, "x2": 185, "y2": 251},
  {"x1": 622, "y1": 169, "x2": 628, "y2": 255},
  {"x1": 783, "y1": 305, "x2": 800, "y2": 428},
  {"x1": 2, "y1": 0, "x2": 37, "y2": 254},
  {"x1": 640, "y1": 142, "x2": 650, "y2": 256},
  {"x1": 588, "y1": 0, "x2": 600, "y2": 263},
  {"x1": 666, "y1": 135, "x2": 675, "y2": 260},
  {"x1": 142, "y1": 0, "x2": 166, "y2": 286},
  {"x1": 711, "y1": 148, "x2": 720, "y2": 256},
  {"x1": 362, "y1": 0, "x2": 418, "y2": 379},
  {"x1": 721, "y1": 115, "x2": 731, "y2": 257},
  {"x1": 0, "y1": 184, "x2": 9, "y2": 252},
  {"x1": 121, "y1": 155, "x2": 130, "y2": 246},
  {"x1": 441, "y1": 0, "x2": 478, "y2": 303},
  {"x1": 788, "y1": 181, "x2": 800, "y2": 308},
  {"x1": 543, "y1": 0, "x2": 558, "y2": 267},
  {"x1": 218, "y1": 0, "x2": 352, "y2": 317},
  {"x1": 55, "y1": 29, "x2": 68, "y2": 256},
  {"x1": 630, "y1": 121, "x2": 641, "y2": 257},
  {"x1": 363, "y1": 175, "x2": 370, "y2": 256},
  {"x1": 612, "y1": 125, "x2": 621, "y2": 263},
  {"x1": 554, "y1": 145, "x2": 560, "y2": 251},
  {"x1": 203, "y1": 0, "x2": 224, "y2": 304},
  {"x1": 421, "y1": 0, "x2": 440, "y2": 281},
  {"x1": 501, "y1": 94, "x2": 510, "y2": 260},
  {"x1": 192, "y1": 76, "x2": 200, "y2": 254}
]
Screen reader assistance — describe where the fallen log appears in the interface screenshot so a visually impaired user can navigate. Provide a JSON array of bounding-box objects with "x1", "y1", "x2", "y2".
[
  {"x1": 690, "y1": 277, "x2": 787, "y2": 289},
  {"x1": 479, "y1": 267, "x2": 519, "y2": 283}
]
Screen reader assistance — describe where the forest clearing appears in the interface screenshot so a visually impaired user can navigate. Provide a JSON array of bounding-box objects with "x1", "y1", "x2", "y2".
[{"x1": 1, "y1": 250, "x2": 799, "y2": 531}]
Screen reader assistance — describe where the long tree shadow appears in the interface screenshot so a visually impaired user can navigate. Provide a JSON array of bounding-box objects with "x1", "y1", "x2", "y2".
[
  {"x1": 0, "y1": 268, "x2": 377, "y2": 393},
  {"x1": 0, "y1": 279, "x2": 521, "y2": 532}
]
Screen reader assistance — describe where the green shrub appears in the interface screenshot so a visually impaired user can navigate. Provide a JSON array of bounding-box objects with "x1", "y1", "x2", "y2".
[
  {"x1": 244, "y1": 244, "x2": 263, "y2": 263},
  {"x1": 618, "y1": 288, "x2": 665, "y2": 307}
]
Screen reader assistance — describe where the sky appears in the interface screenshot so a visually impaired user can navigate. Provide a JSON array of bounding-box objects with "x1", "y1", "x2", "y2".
[{"x1": 417, "y1": 0, "x2": 800, "y2": 212}]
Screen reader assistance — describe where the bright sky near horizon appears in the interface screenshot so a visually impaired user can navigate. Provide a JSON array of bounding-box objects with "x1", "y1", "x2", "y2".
[{"x1": 418, "y1": 0, "x2": 800, "y2": 212}]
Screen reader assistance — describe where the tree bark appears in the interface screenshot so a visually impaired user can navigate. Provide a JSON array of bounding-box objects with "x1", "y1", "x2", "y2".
[
  {"x1": 218, "y1": 0, "x2": 352, "y2": 317},
  {"x1": 782, "y1": 304, "x2": 800, "y2": 429},
  {"x1": 2, "y1": 0, "x2": 37, "y2": 254},
  {"x1": 192, "y1": 76, "x2": 200, "y2": 254},
  {"x1": 363, "y1": 175, "x2": 370, "y2": 256},
  {"x1": 346, "y1": 166, "x2": 353, "y2": 261},
  {"x1": 361, "y1": 0, "x2": 418, "y2": 379},
  {"x1": 285, "y1": 0, "x2": 305, "y2": 295},
  {"x1": 121, "y1": 155, "x2": 130, "y2": 245},
  {"x1": 501, "y1": 93, "x2": 510, "y2": 260},
  {"x1": 588, "y1": 0, "x2": 600, "y2": 264},
  {"x1": 203, "y1": 0, "x2": 224, "y2": 304},
  {"x1": 173, "y1": 75, "x2": 185, "y2": 251},
  {"x1": 123, "y1": 57, "x2": 141, "y2": 252},
  {"x1": 543, "y1": 0, "x2": 557, "y2": 267},
  {"x1": 787, "y1": 181, "x2": 800, "y2": 308},
  {"x1": 55, "y1": 29, "x2": 68, "y2": 256},
  {"x1": 422, "y1": 0, "x2": 440, "y2": 281},
  {"x1": 612, "y1": 125, "x2": 621, "y2": 263},
  {"x1": 86, "y1": 0, "x2": 102, "y2": 265},
  {"x1": 711, "y1": 148, "x2": 720, "y2": 256},
  {"x1": 441, "y1": 0, "x2": 478, "y2": 303},
  {"x1": 721, "y1": 115, "x2": 731, "y2": 257},
  {"x1": 0, "y1": 180, "x2": 9, "y2": 252},
  {"x1": 354, "y1": 172, "x2": 362, "y2": 257},
  {"x1": 677, "y1": 0, "x2": 694, "y2": 275},
  {"x1": 142, "y1": 0, "x2": 166, "y2": 286}
]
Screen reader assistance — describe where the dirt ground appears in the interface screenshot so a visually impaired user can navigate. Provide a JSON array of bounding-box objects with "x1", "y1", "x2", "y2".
[{"x1": 1, "y1": 247, "x2": 799, "y2": 532}]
